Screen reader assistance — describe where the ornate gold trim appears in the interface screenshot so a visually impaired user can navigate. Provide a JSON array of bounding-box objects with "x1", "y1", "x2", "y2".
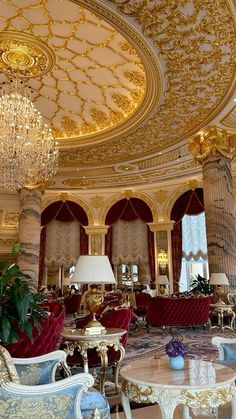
[
  {"x1": 63, "y1": 0, "x2": 236, "y2": 162},
  {"x1": 221, "y1": 104, "x2": 236, "y2": 128},
  {"x1": 189, "y1": 126, "x2": 236, "y2": 162},
  {"x1": 63, "y1": 0, "x2": 163, "y2": 148},
  {"x1": 0, "y1": 31, "x2": 55, "y2": 78}
]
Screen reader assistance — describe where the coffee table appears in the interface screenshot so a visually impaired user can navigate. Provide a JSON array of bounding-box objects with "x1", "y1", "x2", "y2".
[{"x1": 120, "y1": 357, "x2": 236, "y2": 419}]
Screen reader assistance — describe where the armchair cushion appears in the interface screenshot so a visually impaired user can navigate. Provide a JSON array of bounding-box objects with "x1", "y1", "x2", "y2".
[
  {"x1": 212, "y1": 336, "x2": 236, "y2": 372},
  {"x1": 0, "y1": 346, "x2": 110, "y2": 419},
  {"x1": 13, "y1": 350, "x2": 68, "y2": 385},
  {"x1": 221, "y1": 343, "x2": 236, "y2": 361},
  {"x1": 0, "y1": 375, "x2": 96, "y2": 419}
]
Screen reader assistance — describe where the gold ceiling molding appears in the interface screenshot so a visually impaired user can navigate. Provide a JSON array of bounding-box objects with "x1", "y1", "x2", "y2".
[
  {"x1": 221, "y1": 105, "x2": 236, "y2": 128},
  {"x1": 59, "y1": 0, "x2": 236, "y2": 165},
  {"x1": 164, "y1": 180, "x2": 202, "y2": 220},
  {"x1": 99, "y1": 190, "x2": 159, "y2": 224},
  {"x1": 0, "y1": 0, "x2": 161, "y2": 147},
  {"x1": 59, "y1": 160, "x2": 198, "y2": 189},
  {"x1": 0, "y1": 31, "x2": 55, "y2": 77},
  {"x1": 189, "y1": 126, "x2": 236, "y2": 162},
  {"x1": 42, "y1": 193, "x2": 94, "y2": 225}
]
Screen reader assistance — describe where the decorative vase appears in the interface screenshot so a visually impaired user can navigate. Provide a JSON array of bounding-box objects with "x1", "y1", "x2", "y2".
[{"x1": 169, "y1": 355, "x2": 185, "y2": 370}]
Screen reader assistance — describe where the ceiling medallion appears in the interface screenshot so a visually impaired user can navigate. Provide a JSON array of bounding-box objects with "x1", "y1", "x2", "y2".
[
  {"x1": 114, "y1": 164, "x2": 139, "y2": 173},
  {"x1": 0, "y1": 31, "x2": 55, "y2": 78}
]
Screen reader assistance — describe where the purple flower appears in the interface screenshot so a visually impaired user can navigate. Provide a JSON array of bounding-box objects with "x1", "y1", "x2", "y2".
[{"x1": 165, "y1": 339, "x2": 188, "y2": 358}]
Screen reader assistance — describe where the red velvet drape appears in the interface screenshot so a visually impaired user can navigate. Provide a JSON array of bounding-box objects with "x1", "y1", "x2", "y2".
[
  {"x1": 41, "y1": 201, "x2": 88, "y2": 226},
  {"x1": 80, "y1": 224, "x2": 88, "y2": 255},
  {"x1": 105, "y1": 198, "x2": 154, "y2": 281},
  {"x1": 38, "y1": 226, "x2": 46, "y2": 288},
  {"x1": 171, "y1": 188, "x2": 204, "y2": 293},
  {"x1": 105, "y1": 224, "x2": 113, "y2": 263},
  {"x1": 40, "y1": 201, "x2": 89, "y2": 283}
]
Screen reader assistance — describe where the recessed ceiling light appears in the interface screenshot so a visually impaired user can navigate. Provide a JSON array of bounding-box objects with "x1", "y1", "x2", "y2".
[{"x1": 234, "y1": 98, "x2": 236, "y2": 102}]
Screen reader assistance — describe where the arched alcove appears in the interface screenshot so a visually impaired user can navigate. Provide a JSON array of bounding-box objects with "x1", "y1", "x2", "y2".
[
  {"x1": 170, "y1": 188, "x2": 205, "y2": 293},
  {"x1": 105, "y1": 198, "x2": 155, "y2": 287},
  {"x1": 39, "y1": 200, "x2": 89, "y2": 287}
]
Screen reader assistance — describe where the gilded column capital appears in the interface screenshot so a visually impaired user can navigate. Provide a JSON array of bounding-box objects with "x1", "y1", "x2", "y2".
[
  {"x1": 85, "y1": 225, "x2": 109, "y2": 236},
  {"x1": 21, "y1": 182, "x2": 45, "y2": 192},
  {"x1": 148, "y1": 221, "x2": 174, "y2": 232},
  {"x1": 189, "y1": 126, "x2": 236, "y2": 162}
]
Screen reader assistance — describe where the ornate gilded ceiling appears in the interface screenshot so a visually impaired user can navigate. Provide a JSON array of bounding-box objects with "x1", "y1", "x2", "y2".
[
  {"x1": 0, "y1": 0, "x2": 236, "y2": 190},
  {"x1": 0, "y1": 0, "x2": 157, "y2": 146}
]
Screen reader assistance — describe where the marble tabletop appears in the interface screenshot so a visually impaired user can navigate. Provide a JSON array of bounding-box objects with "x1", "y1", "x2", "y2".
[
  {"x1": 120, "y1": 356, "x2": 236, "y2": 419},
  {"x1": 121, "y1": 356, "x2": 236, "y2": 388}
]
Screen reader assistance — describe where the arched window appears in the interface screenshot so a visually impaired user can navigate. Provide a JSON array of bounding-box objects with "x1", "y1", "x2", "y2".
[
  {"x1": 105, "y1": 198, "x2": 154, "y2": 288},
  {"x1": 179, "y1": 212, "x2": 209, "y2": 291}
]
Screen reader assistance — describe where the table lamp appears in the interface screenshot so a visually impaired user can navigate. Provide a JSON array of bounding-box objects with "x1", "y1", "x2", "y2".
[
  {"x1": 156, "y1": 275, "x2": 169, "y2": 295},
  {"x1": 71, "y1": 255, "x2": 116, "y2": 335},
  {"x1": 209, "y1": 273, "x2": 229, "y2": 305}
]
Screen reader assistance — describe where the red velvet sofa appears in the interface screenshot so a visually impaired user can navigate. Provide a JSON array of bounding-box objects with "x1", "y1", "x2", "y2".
[
  {"x1": 5, "y1": 302, "x2": 65, "y2": 358},
  {"x1": 134, "y1": 292, "x2": 152, "y2": 319},
  {"x1": 63, "y1": 293, "x2": 82, "y2": 315},
  {"x1": 146, "y1": 296, "x2": 211, "y2": 331}
]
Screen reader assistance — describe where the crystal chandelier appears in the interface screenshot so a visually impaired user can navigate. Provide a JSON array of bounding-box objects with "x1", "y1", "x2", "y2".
[{"x1": 0, "y1": 80, "x2": 58, "y2": 190}]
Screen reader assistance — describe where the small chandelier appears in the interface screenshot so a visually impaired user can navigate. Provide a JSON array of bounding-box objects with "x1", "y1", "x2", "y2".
[
  {"x1": 0, "y1": 79, "x2": 58, "y2": 190},
  {"x1": 157, "y1": 249, "x2": 168, "y2": 271}
]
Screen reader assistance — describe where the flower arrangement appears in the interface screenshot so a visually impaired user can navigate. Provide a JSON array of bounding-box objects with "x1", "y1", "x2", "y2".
[{"x1": 165, "y1": 338, "x2": 188, "y2": 358}]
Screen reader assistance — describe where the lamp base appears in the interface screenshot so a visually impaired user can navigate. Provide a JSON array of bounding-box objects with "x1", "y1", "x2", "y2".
[
  {"x1": 214, "y1": 286, "x2": 226, "y2": 305},
  {"x1": 84, "y1": 313, "x2": 106, "y2": 335}
]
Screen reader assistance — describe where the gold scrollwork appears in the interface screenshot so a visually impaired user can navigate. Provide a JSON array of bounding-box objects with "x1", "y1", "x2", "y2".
[
  {"x1": 122, "y1": 380, "x2": 154, "y2": 404},
  {"x1": 182, "y1": 383, "x2": 235, "y2": 408},
  {"x1": 189, "y1": 126, "x2": 236, "y2": 162}
]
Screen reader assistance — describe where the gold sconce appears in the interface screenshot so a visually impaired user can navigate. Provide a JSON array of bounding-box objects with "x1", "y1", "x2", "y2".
[{"x1": 157, "y1": 249, "x2": 168, "y2": 272}]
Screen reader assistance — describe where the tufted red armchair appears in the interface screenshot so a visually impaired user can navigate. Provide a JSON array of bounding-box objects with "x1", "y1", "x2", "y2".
[
  {"x1": 134, "y1": 292, "x2": 152, "y2": 319},
  {"x1": 146, "y1": 296, "x2": 211, "y2": 332},
  {"x1": 5, "y1": 302, "x2": 65, "y2": 358},
  {"x1": 67, "y1": 307, "x2": 132, "y2": 367},
  {"x1": 63, "y1": 293, "x2": 82, "y2": 315}
]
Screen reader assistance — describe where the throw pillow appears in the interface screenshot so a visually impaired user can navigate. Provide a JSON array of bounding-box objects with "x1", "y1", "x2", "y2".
[{"x1": 222, "y1": 343, "x2": 236, "y2": 361}]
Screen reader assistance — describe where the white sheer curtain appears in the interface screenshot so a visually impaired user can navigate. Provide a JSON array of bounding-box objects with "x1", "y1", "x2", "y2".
[
  {"x1": 45, "y1": 220, "x2": 80, "y2": 268},
  {"x1": 179, "y1": 212, "x2": 208, "y2": 292},
  {"x1": 112, "y1": 218, "x2": 149, "y2": 265},
  {"x1": 182, "y1": 212, "x2": 207, "y2": 260}
]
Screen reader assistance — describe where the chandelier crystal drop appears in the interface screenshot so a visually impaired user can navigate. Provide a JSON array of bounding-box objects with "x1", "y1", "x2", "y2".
[{"x1": 0, "y1": 80, "x2": 58, "y2": 190}]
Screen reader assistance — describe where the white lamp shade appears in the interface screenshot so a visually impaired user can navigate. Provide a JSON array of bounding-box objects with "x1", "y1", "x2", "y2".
[
  {"x1": 71, "y1": 255, "x2": 116, "y2": 284},
  {"x1": 156, "y1": 275, "x2": 169, "y2": 285},
  {"x1": 209, "y1": 273, "x2": 229, "y2": 286}
]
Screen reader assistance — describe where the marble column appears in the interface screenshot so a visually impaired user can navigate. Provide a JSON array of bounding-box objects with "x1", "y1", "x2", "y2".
[
  {"x1": 17, "y1": 186, "x2": 43, "y2": 291},
  {"x1": 189, "y1": 126, "x2": 236, "y2": 286},
  {"x1": 149, "y1": 221, "x2": 174, "y2": 293}
]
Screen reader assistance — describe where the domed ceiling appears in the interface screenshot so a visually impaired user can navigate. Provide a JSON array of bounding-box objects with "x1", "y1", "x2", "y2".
[{"x1": 0, "y1": 0, "x2": 236, "y2": 190}]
